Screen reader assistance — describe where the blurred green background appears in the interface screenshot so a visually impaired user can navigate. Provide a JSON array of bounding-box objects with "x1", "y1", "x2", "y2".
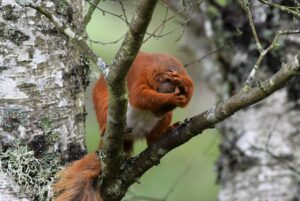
[{"x1": 85, "y1": 2, "x2": 219, "y2": 201}]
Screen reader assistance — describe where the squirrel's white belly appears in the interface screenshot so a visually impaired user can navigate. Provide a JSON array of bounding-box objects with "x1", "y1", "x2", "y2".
[{"x1": 125, "y1": 104, "x2": 162, "y2": 140}]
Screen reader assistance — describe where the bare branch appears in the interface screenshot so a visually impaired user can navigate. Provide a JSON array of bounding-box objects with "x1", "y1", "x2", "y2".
[
  {"x1": 83, "y1": 0, "x2": 102, "y2": 27},
  {"x1": 161, "y1": 0, "x2": 204, "y2": 29},
  {"x1": 116, "y1": 54, "x2": 300, "y2": 194},
  {"x1": 25, "y1": 4, "x2": 107, "y2": 75},
  {"x1": 88, "y1": 34, "x2": 125, "y2": 45},
  {"x1": 235, "y1": 0, "x2": 263, "y2": 52},
  {"x1": 258, "y1": 0, "x2": 300, "y2": 18},
  {"x1": 143, "y1": 1, "x2": 203, "y2": 43},
  {"x1": 245, "y1": 30, "x2": 300, "y2": 87},
  {"x1": 184, "y1": 44, "x2": 230, "y2": 68},
  {"x1": 84, "y1": 0, "x2": 128, "y2": 24},
  {"x1": 157, "y1": 6, "x2": 169, "y2": 36},
  {"x1": 117, "y1": 0, "x2": 130, "y2": 25},
  {"x1": 27, "y1": 4, "x2": 72, "y2": 37},
  {"x1": 26, "y1": 3, "x2": 104, "y2": 67},
  {"x1": 161, "y1": 160, "x2": 193, "y2": 200},
  {"x1": 99, "y1": 1, "x2": 158, "y2": 200}
]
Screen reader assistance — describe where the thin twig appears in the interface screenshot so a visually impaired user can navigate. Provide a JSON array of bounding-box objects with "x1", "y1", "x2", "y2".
[
  {"x1": 143, "y1": 10, "x2": 177, "y2": 43},
  {"x1": 88, "y1": 34, "x2": 125, "y2": 45},
  {"x1": 143, "y1": 0, "x2": 203, "y2": 43},
  {"x1": 236, "y1": 0, "x2": 263, "y2": 52},
  {"x1": 83, "y1": 0, "x2": 101, "y2": 27},
  {"x1": 162, "y1": 160, "x2": 194, "y2": 200},
  {"x1": 157, "y1": 6, "x2": 169, "y2": 36},
  {"x1": 184, "y1": 44, "x2": 229, "y2": 68},
  {"x1": 245, "y1": 30, "x2": 300, "y2": 87},
  {"x1": 84, "y1": 0, "x2": 127, "y2": 24},
  {"x1": 258, "y1": 0, "x2": 300, "y2": 18},
  {"x1": 26, "y1": 3, "x2": 106, "y2": 69},
  {"x1": 117, "y1": 0, "x2": 129, "y2": 25}
]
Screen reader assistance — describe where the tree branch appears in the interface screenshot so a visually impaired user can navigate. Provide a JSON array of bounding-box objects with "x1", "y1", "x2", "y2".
[
  {"x1": 258, "y1": 0, "x2": 300, "y2": 18},
  {"x1": 245, "y1": 30, "x2": 300, "y2": 87},
  {"x1": 116, "y1": 54, "x2": 300, "y2": 194},
  {"x1": 26, "y1": 3, "x2": 105, "y2": 68},
  {"x1": 99, "y1": 0, "x2": 158, "y2": 200},
  {"x1": 83, "y1": 0, "x2": 102, "y2": 28},
  {"x1": 23, "y1": 1, "x2": 300, "y2": 201},
  {"x1": 235, "y1": 0, "x2": 263, "y2": 52},
  {"x1": 160, "y1": 0, "x2": 204, "y2": 30},
  {"x1": 83, "y1": 0, "x2": 130, "y2": 26}
]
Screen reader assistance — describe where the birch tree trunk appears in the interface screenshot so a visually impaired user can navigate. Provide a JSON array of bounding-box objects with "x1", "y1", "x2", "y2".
[
  {"x1": 1, "y1": 0, "x2": 299, "y2": 200},
  {"x1": 215, "y1": 3, "x2": 300, "y2": 200},
  {"x1": 174, "y1": 1, "x2": 300, "y2": 200},
  {"x1": 0, "y1": 1, "x2": 88, "y2": 200},
  {"x1": 218, "y1": 90, "x2": 300, "y2": 201}
]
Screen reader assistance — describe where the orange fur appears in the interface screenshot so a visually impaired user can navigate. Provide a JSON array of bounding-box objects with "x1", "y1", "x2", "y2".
[
  {"x1": 53, "y1": 52, "x2": 194, "y2": 201},
  {"x1": 53, "y1": 153, "x2": 101, "y2": 201},
  {"x1": 127, "y1": 52, "x2": 193, "y2": 112}
]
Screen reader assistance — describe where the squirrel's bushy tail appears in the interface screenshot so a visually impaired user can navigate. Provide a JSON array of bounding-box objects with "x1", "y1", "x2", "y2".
[{"x1": 53, "y1": 153, "x2": 102, "y2": 201}]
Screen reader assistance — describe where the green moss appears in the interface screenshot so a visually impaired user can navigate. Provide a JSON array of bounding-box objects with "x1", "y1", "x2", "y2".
[{"x1": 0, "y1": 141, "x2": 61, "y2": 201}]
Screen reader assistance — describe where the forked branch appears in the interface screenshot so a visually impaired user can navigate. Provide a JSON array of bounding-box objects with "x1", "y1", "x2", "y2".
[
  {"x1": 117, "y1": 54, "x2": 300, "y2": 193},
  {"x1": 99, "y1": 1, "x2": 158, "y2": 200}
]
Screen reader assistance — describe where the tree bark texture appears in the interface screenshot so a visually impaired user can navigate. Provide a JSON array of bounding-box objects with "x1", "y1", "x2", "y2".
[
  {"x1": 215, "y1": 2, "x2": 300, "y2": 200},
  {"x1": 218, "y1": 90, "x2": 300, "y2": 201},
  {"x1": 171, "y1": 1, "x2": 300, "y2": 200},
  {"x1": 0, "y1": 0, "x2": 88, "y2": 200}
]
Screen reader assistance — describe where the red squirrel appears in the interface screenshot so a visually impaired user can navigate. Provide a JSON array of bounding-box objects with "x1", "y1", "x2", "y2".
[{"x1": 53, "y1": 52, "x2": 194, "y2": 201}]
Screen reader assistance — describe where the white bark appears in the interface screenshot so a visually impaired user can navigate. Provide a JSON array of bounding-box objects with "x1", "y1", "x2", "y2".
[
  {"x1": 0, "y1": 172, "x2": 30, "y2": 201},
  {"x1": 174, "y1": 1, "x2": 300, "y2": 200},
  {"x1": 218, "y1": 90, "x2": 300, "y2": 201},
  {"x1": 0, "y1": 0, "x2": 88, "y2": 200}
]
